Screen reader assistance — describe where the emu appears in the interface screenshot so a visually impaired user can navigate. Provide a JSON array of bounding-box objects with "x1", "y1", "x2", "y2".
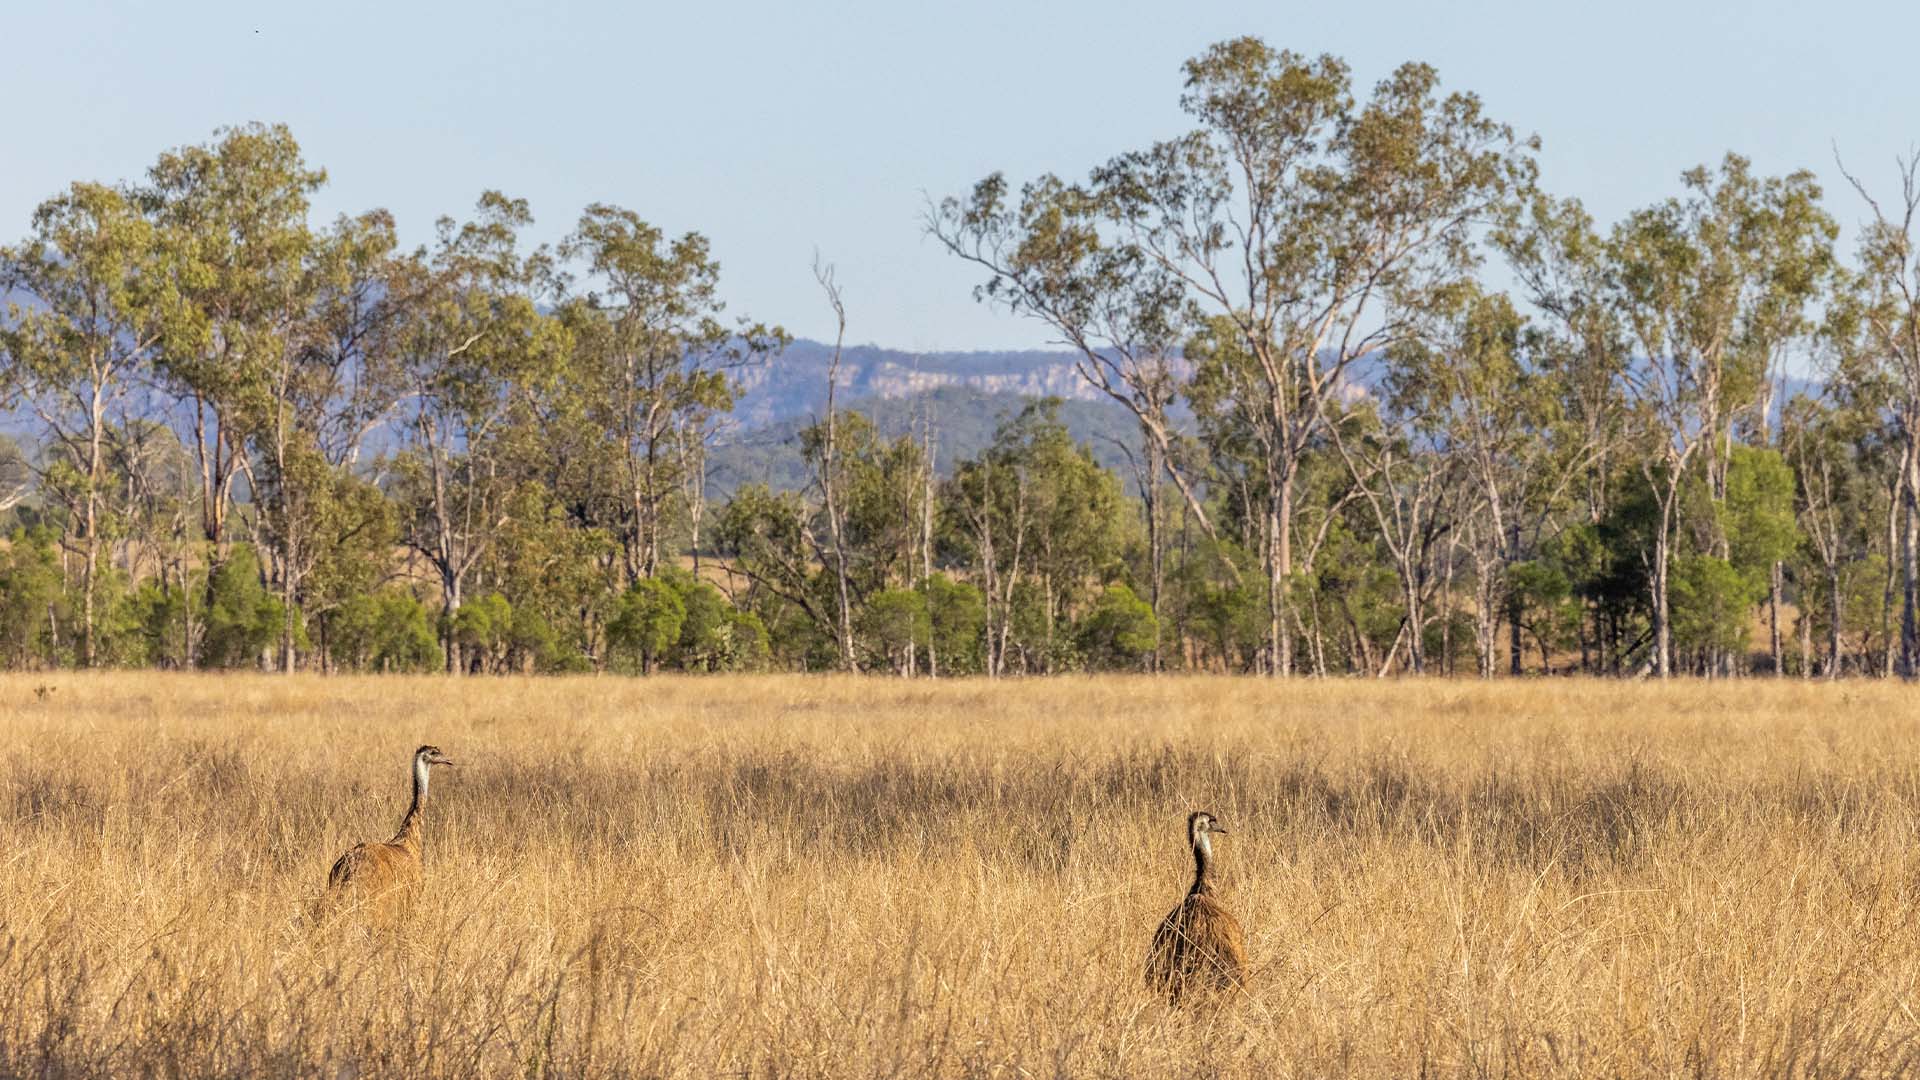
[
  {"x1": 324, "y1": 745, "x2": 455, "y2": 906},
  {"x1": 1144, "y1": 810, "x2": 1248, "y2": 1003}
]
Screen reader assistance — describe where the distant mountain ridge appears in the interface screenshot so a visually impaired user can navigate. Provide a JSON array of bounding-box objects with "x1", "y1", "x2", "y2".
[
  {"x1": 708, "y1": 383, "x2": 1151, "y2": 497},
  {"x1": 729, "y1": 340, "x2": 1102, "y2": 428}
]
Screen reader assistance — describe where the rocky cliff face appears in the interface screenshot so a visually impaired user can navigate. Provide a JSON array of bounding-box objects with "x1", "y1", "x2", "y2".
[{"x1": 729, "y1": 340, "x2": 1101, "y2": 427}]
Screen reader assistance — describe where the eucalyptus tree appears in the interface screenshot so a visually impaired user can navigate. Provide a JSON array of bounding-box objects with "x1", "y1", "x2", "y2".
[
  {"x1": 1009, "y1": 405, "x2": 1128, "y2": 672},
  {"x1": 0, "y1": 182, "x2": 177, "y2": 665},
  {"x1": 1317, "y1": 333, "x2": 1468, "y2": 677},
  {"x1": 712, "y1": 482, "x2": 845, "y2": 668},
  {"x1": 929, "y1": 173, "x2": 1196, "y2": 664},
  {"x1": 1831, "y1": 151, "x2": 1920, "y2": 675},
  {"x1": 1359, "y1": 286, "x2": 1566, "y2": 676},
  {"x1": 559, "y1": 204, "x2": 782, "y2": 583},
  {"x1": 1609, "y1": 155, "x2": 1836, "y2": 676},
  {"x1": 393, "y1": 192, "x2": 568, "y2": 674},
  {"x1": 1496, "y1": 195, "x2": 1632, "y2": 669},
  {"x1": 250, "y1": 209, "x2": 412, "y2": 669},
  {"x1": 154, "y1": 134, "x2": 411, "y2": 672},
  {"x1": 940, "y1": 400, "x2": 1122, "y2": 675},
  {"x1": 1782, "y1": 393, "x2": 1856, "y2": 674},
  {"x1": 807, "y1": 258, "x2": 856, "y2": 668},
  {"x1": 822, "y1": 418, "x2": 940, "y2": 671},
  {"x1": 113, "y1": 418, "x2": 200, "y2": 658},
  {"x1": 937, "y1": 37, "x2": 1534, "y2": 675},
  {"x1": 944, "y1": 415, "x2": 1032, "y2": 678},
  {"x1": 143, "y1": 123, "x2": 325, "y2": 571}
]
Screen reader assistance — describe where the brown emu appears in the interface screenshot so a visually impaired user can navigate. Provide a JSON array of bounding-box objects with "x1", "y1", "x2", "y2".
[
  {"x1": 1144, "y1": 810, "x2": 1248, "y2": 1002},
  {"x1": 324, "y1": 745, "x2": 455, "y2": 905}
]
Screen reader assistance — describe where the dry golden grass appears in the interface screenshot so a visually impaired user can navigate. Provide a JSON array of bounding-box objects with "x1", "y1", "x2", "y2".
[{"x1": 5, "y1": 674, "x2": 1920, "y2": 1077}]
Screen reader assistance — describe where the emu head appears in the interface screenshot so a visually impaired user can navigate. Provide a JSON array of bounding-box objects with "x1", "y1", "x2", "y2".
[
  {"x1": 415, "y1": 745, "x2": 455, "y2": 769},
  {"x1": 1187, "y1": 810, "x2": 1229, "y2": 862},
  {"x1": 1188, "y1": 810, "x2": 1228, "y2": 838},
  {"x1": 412, "y1": 745, "x2": 455, "y2": 796}
]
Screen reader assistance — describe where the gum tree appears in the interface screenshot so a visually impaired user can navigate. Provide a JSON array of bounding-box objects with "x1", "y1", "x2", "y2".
[
  {"x1": 1609, "y1": 155, "x2": 1835, "y2": 676},
  {"x1": 559, "y1": 205, "x2": 783, "y2": 582},
  {"x1": 1832, "y1": 152, "x2": 1920, "y2": 675},
  {"x1": 0, "y1": 182, "x2": 177, "y2": 665},
  {"x1": 393, "y1": 193, "x2": 567, "y2": 674},
  {"x1": 935, "y1": 37, "x2": 1534, "y2": 674}
]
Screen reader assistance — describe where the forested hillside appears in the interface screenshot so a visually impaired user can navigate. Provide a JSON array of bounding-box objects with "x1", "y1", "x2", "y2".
[
  {"x1": 707, "y1": 383, "x2": 1151, "y2": 495},
  {"x1": 2, "y1": 37, "x2": 1917, "y2": 679}
]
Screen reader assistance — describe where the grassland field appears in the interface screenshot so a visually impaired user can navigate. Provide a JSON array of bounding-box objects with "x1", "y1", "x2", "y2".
[{"x1": 5, "y1": 674, "x2": 1920, "y2": 1078}]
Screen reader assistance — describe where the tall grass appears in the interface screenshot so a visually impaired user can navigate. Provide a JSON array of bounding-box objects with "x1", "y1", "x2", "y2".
[{"x1": 4, "y1": 674, "x2": 1920, "y2": 1077}]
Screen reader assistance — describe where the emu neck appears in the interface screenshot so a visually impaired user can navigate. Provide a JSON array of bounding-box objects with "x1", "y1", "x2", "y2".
[
  {"x1": 1188, "y1": 828, "x2": 1213, "y2": 896},
  {"x1": 390, "y1": 757, "x2": 429, "y2": 852}
]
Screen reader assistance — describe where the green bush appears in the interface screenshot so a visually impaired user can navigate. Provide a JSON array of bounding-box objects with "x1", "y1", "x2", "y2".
[
  {"x1": 1077, "y1": 583, "x2": 1159, "y2": 670},
  {"x1": 608, "y1": 577, "x2": 686, "y2": 673},
  {"x1": 330, "y1": 588, "x2": 440, "y2": 673},
  {"x1": 860, "y1": 588, "x2": 930, "y2": 673},
  {"x1": 201, "y1": 546, "x2": 290, "y2": 670},
  {"x1": 0, "y1": 527, "x2": 69, "y2": 668},
  {"x1": 920, "y1": 573, "x2": 985, "y2": 675}
]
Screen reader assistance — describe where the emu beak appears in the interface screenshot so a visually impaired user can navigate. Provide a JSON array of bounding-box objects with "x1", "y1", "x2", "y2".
[{"x1": 1211, "y1": 824, "x2": 1229, "y2": 834}]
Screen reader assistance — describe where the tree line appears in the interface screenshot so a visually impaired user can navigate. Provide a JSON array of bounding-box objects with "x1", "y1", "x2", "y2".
[{"x1": 2, "y1": 37, "x2": 1917, "y2": 678}]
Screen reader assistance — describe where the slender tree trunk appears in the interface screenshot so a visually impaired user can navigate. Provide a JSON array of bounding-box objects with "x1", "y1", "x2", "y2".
[
  {"x1": 1797, "y1": 593, "x2": 1809, "y2": 678},
  {"x1": 444, "y1": 578, "x2": 464, "y2": 675},
  {"x1": 1903, "y1": 441, "x2": 1920, "y2": 678},
  {"x1": 1507, "y1": 518, "x2": 1523, "y2": 676},
  {"x1": 814, "y1": 263, "x2": 857, "y2": 671},
  {"x1": 1403, "y1": 575, "x2": 1426, "y2": 676},
  {"x1": 81, "y1": 387, "x2": 103, "y2": 669},
  {"x1": 687, "y1": 433, "x2": 707, "y2": 576},
  {"x1": 1651, "y1": 523, "x2": 1673, "y2": 679},
  {"x1": 1273, "y1": 464, "x2": 1295, "y2": 677},
  {"x1": 1829, "y1": 564, "x2": 1843, "y2": 679},
  {"x1": 1146, "y1": 440, "x2": 1165, "y2": 674},
  {"x1": 922, "y1": 422, "x2": 938, "y2": 678},
  {"x1": 1885, "y1": 472, "x2": 1903, "y2": 677},
  {"x1": 1768, "y1": 561, "x2": 1783, "y2": 677},
  {"x1": 275, "y1": 404, "x2": 298, "y2": 674}
]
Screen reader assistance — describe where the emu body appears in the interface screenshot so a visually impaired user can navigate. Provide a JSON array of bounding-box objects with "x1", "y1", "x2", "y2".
[
  {"x1": 1144, "y1": 810, "x2": 1248, "y2": 1002},
  {"x1": 325, "y1": 745, "x2": 454, "y2": 906}
]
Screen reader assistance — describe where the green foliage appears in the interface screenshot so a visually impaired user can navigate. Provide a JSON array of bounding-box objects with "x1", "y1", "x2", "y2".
[
  {"x1": 608, "y1": 577, "x2": 687, "y2": 673},
  {"x1": 637, "y1": 566, "x2": 767, "y2": 673},
  {"x1": 721, "y1": 608, "x2": 772, "y2": 672},
  {"x1": 507, "y1": 606, "x2": 561, "y2": 673},
  {"x1": 1669, "y1": 555, "x2": 1761, "y2": 659},
  {"x1": 1722, "y1": 447, "x2": 1799, "y2": 587},
  {"x1": 1507, "y1": 560, "x2": 1581, "y2": 667},
  {"x1": 131, "y1": 576, "x2": 197, "y2": 670},
  {"x1": 451, "y1": 593, "x2": 514, "y2": 673},
  {"x1": 331, "y1": 589, "x2": 440, "y2": 673},
  {"x1": 0, "y1": 528, "x2": 70, "y2": 668},
  {"x1": 1077, "y1": 584, "x2": 1159, "y2": 670},
  {"x1": 201, "y1": 546, "x2": 291, "y2": 670},
  {"x1": 860, "y1": 588, "x2": 930, "y2": 672},
  {"x1": 82, "y1": 566, "x2": 148, "y2": 668},
  {"x1": 921, "y1": 573, "x2": 986, "y2": 675}
]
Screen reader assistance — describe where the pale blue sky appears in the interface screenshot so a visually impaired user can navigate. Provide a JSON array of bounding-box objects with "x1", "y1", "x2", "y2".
[{"x1": 4, "y1": 0, "x2": 1914, "y2": 350}]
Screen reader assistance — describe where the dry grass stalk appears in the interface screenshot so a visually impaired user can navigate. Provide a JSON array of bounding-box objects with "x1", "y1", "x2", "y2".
[{"x1": 4, "y1": 674, "x2": 1920, "y2": 1077}]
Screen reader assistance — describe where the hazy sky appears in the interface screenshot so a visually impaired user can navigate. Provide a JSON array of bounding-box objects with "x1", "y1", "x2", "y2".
[{"x1": 5, "y1": 0, "x2": 1916, "y2": 350}]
